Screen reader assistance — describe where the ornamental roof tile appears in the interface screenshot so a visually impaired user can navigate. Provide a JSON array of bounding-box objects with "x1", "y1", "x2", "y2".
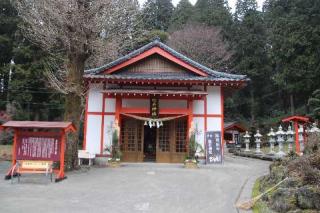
[{"x1": 84, "y1": 39, "x2": 249, "y2": 82}]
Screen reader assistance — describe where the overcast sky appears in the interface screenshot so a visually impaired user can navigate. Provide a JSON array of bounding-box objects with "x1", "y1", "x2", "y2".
[{"x1": 138, "y1": 0, "x2": 265, "y2": 12}]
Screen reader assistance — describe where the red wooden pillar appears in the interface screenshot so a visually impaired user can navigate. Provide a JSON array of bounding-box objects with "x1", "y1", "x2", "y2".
[
  {"x1": 100, "y1": 93, "x2": 106, "y2": 154},
  {"x1": 220, "y1": 87, "x2": 225, "y2": 157},
  {"x1": 204, "y1": 87, "x2": 208, "y2": 161},
  {"x1": 204, "y1": 86, "x2": 207, "y2": 135},
  {"x1": 294, "y1": 121, "x2": 300, "y2": 153},
  {"x1": 83, "y1": 95, "x2": 89, "y2": 150},
  {"x1": 57, "y1": 130, "x2": 66, "y2": 181},
  {"x1": 115, "y1": 96, "x2": 122, "y2": 144},
  {"x1": 12, "y1": 129, "x2": 18, "y2": 167},
  {"x1": 187, "y1": 98, "x2": 193, "y2": 152}
]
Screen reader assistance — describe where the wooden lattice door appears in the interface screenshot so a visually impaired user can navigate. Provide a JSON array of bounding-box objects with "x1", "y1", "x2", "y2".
[
  {"x1": 120, "y1": 118, "x2": 144, "y2": 162},
  {"x1": 156, "y1": 117, "x2": 187, "y2": 163},
  {"x1": 156, "y1": 120, "x2": 172, "y2": 163}
]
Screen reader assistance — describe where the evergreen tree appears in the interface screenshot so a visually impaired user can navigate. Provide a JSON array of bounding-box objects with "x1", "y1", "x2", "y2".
[
  {"x1": 0, "y1": 0, "x2": 18, "y2": 108},
  {"x1": 265, "y1": 0, "x2": 320, "y2": 115},
  {"x1": 194, "y1": 0, "x2": 232, "y2": 30},
  {"x1": 0, "y1": 0, "x2": 64, "y2": 120},
  {"x1": 142, "y1": 0, "x2": 174, "y2": 31},
  {"x1": 308, "y1": 89, "x2": 320, "y2": 120},
  {"x1": 234, "y1": 0, "x2": 257, "y2": 20},
  {"x1": 230, "y1": 0, "x2": 272, "y2": 125},
  {"x1": 169, "y1": 0, "x2": 194, "y2": 30}
]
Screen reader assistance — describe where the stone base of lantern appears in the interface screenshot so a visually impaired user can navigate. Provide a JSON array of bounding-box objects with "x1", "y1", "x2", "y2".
[
  {"x1": 255, "y1": 150, "x2": 263, "y2": 155},
  {"x1": 276, "y1": 151, "x2": 286, "y2": 158},
  {"x1": 267, "y1": 151, "x2": 275, "y2": 156}
]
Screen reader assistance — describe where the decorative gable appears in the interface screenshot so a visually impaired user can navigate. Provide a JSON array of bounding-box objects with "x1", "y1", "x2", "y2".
[
  {"x1": 101, "y1": 46, "x2": 208, "y2": 77},
  {"x1": 117, "y1": 54, "x2": 194, "y2": 76},
  {"x1": 84, "y1": 40, "x2": 248, "y2": 88}
]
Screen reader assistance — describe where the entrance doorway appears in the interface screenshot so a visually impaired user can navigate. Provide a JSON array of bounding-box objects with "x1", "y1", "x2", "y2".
[
  {"x1": 143, "y1": 126, "x2": 157, "y2": 162},
  {"x1": 120, "y1": 117, "x2": 188, "y2": 163}
]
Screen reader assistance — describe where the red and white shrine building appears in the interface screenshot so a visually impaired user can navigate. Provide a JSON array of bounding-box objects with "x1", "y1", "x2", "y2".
[{"x1": 83, "y1": 40, "x2": 248, "y2": 163}]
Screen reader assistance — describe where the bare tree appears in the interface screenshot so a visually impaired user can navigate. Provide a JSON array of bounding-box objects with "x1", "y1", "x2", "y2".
[
  {"x1": 14, "y1": 0, "x2": 140, "y2": 168},
  {"x1": 167, "y1": 23, "x2": 233, "y2": 71}
]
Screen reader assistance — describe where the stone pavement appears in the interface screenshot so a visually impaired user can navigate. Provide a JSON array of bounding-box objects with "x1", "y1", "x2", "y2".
[{"x1": 0, "y1": 155, "x2": 270, "y2": 213}]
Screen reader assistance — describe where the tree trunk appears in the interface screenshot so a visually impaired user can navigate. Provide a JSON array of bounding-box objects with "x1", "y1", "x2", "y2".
[
  {"x1": 64, "y1": 55, "x2": 85, "y2": 170},
  {"x1": 290, "y1": 93, "x2": 295, "y2": 115},
  {"x1": 250, "y1": 89, "x2": 255, "y2": 127}
]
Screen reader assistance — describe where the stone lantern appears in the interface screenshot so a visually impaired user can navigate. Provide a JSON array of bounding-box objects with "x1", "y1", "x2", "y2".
[
  {"x1": 276, "y1": 125, "x2": 286, "y2": 157},
  {"x1": 298, "y1": 125, "x2": 304, "y2": 153},
  {"x1": 286, "y1": 125, "x2": 294, "y2": 153},
  {"x1": 254, "y1": 130, "x2": 262, "y2": 154},
  {"x1": 267, "y1": 128, "x2": 276, "y2": 155},
  {"x1": 243, "y1": 131, "x2": 251, "y2": 152}
]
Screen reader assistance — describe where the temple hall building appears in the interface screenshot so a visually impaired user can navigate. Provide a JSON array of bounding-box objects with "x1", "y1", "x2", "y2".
[{"x1": 83, "y1": 40, "x2": 248, "y2": 163}]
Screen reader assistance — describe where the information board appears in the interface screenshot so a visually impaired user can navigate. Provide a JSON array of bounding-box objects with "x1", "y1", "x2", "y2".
[
  {"x1": 205, "y1": 131, "x2": 222, "y2": 164},
  {"x1": 16, "y1": 133, "x2": 61, "y2": 161}
]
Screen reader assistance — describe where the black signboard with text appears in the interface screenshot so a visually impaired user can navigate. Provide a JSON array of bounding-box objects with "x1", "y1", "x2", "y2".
[
  {"x1": 205, "y1": 131, "x2": 222, "y2": 164},
  {"x1": 150, "y1": 98, "x2": 159, "y2": 118}
]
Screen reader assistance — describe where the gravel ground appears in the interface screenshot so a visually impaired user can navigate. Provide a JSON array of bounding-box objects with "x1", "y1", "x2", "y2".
[{"x1": 0, "y1": 155, "x2": 270, "y2": 213}]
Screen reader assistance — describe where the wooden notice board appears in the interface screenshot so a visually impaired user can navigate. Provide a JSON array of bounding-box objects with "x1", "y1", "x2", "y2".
[
  {"x1": 1, "y1": 121, "x2": 76, "y2": 182},
  {"x1": 205, "y1": 131, "x2": 222, "y2": 164},
  {"x1": 16, "y1": 132, "x2": 61, "y2": 161}
]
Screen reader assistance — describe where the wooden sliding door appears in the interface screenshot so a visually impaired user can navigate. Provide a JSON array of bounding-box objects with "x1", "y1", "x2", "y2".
[
  {"x1": 120, "y1": 117, "x2": 188, "y2": 163},
  {"x1": 120, "y1": 118, "x2": 144, "y2": 162},
  {"x1": 156, "y1": 117, "x2": 187, "y2": 163}
]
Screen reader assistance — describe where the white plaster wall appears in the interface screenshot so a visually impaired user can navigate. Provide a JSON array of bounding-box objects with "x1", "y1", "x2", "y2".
[
  {"x1": 88, "y1": 83, "x2": 103, "y2": 112},
  {"x1": 159, "y1": 100, "x2": 187, "y2": 108},
  {"x1": 103, "y1": 115, "x2": 116, "y2": 149},
  {"x1": 207, "y1": 117, "x2": 222, "y2": 131},
  {"x1": 86, "y1": 115, "x2": 102, "y2": 154},
  {"x1": 193, "y1": 117, "x2": 205, "y2": 149},
  {"x1": 207, "y1": 86, "x2": 221, "y2": 114},
  {"x1": 122, "y1": 99, "x2": 150, "y2": 108},
  {"x1": 105, "y1": 98, "x2": 116, "y2": 112},
  {"x1": 193, "y1": 100, "x2": 204, "y2": 114}
]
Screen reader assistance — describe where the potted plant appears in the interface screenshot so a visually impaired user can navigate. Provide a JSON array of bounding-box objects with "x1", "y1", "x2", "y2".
[
  {"x1": 184, "y1": 124, "x2": 203, "y2": 169},
  {"x1": 107, "y1": 128, "x2": 122, "y2": 168}
]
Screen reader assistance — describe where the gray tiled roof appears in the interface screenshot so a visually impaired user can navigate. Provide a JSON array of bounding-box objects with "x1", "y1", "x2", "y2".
[
  {"x1": 84, "y1": 39, "x2": 249, "y2": 81},
  {"x1": 84, "y1": 72, "x2": 245, "y2": 82}
]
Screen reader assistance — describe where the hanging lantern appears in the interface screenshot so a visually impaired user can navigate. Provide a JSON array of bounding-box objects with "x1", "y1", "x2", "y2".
[
  {"x1": 160, "y1": 121, "x2": 163, "y2": 127},
  {"x1": 144, "y1": 121, "x2": 148, "y2": 126}
]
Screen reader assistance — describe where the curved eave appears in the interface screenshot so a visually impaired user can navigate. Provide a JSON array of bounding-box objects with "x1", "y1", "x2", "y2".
[{"x1": 83, "y1": 74, "x2": 249, "y2": 89}]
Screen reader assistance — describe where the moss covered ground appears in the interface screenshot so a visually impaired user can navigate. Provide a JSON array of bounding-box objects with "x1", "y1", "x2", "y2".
[{"x1": 252, "y1": 134, "x2": 320, "y2": 213}]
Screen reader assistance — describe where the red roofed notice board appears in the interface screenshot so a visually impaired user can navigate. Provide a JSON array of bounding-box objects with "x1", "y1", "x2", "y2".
[{"x1": 1, "y1": 121, "x2": 76, "y2": 182}]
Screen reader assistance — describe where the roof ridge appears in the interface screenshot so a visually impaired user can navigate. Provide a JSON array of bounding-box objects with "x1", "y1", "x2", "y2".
[{"x1": 85, "y1": 39, "x2": 248, "y2": 81}]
